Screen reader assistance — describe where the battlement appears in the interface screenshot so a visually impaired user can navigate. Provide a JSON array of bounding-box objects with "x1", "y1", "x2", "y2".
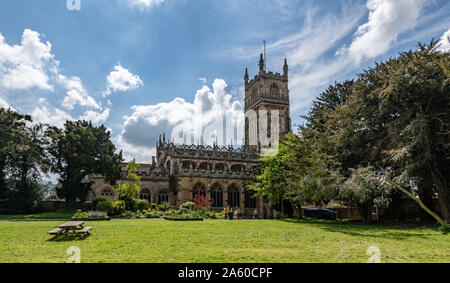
[
  {"x1": 247, "y1": 71, "x2": 287, "y2": 90},
  {"x1": 157, "y1": 141, "x2": 259, "y2": 161}
]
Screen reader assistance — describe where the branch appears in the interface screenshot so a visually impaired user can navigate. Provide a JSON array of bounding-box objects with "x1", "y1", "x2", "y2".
[{"x1": 370, "y1": 174, "x2": 446, "y2": 225}]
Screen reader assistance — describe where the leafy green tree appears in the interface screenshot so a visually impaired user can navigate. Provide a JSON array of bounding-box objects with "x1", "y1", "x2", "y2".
[
  {"x1": 115, "y1": 160, "x2": 141, "y2": 201},
  {"x1": 0, "y1": 108, "x2": 31, "y2": 201},
  {"x1": 8, "y1": 123, "x2": 50, "y2": 212},
  {"x1": 250, "y1": 133, "x2": 337, "y2": 217},
  {"x1": 47, "y1": 120, "x2": 123, "y2": 207},
  {"x1": 349, "y1": 41, "x2": 450, "y2": 223},
  {"x1": 338, "y1": 167, "x2": 393, "y2": 224}
]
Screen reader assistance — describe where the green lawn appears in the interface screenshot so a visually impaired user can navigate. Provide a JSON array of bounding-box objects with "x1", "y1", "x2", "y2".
[
  {"x1": 0, "y1": 209, "x2": 75, "y2": 220},
  {"x1": 0, "y1": 219, "x2": 448, "y2": 263}
]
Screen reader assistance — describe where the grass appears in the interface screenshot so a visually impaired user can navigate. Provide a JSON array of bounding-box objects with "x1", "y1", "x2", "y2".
[
  {"x1": 0, "y1": 218, "x2": 448, "y2": 263},
  {"x1": 0, "y1": 209, "x2": 75, "y2": 219}
]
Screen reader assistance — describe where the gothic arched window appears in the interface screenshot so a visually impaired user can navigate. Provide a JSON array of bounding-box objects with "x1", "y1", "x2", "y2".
[
  {"x1": 210, "y1": 183, "x2": 223, "y2": 207},
  {"x1": 192, "y1": 182, "x2": 206, "y2": 199},
  {"x1": 245, "y1": 189, "x2": 257, "y2": 209},
  {"x1": 158, "y1": 191, "x2": 169, "y2": 204},
  {"x1": 227, "y1": 184, "x2": 240, "y2": 208},
  {"x1": 100, "y1": 187, "x2": 116, "y2": 201},
  {"x1": 140, "y1": 188, "x2": 151, "y2": 203},
  {"x1": 101, "y1": 187, "x2": 115, "y2": 197}
]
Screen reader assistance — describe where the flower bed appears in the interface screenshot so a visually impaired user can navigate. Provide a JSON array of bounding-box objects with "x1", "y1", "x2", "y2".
[
  {"x1": 72, "y1": 210, "x2": 110, "y2": 221},
  {"x1": 163, "y1": 213, "x2": 203, "y2": 221}
]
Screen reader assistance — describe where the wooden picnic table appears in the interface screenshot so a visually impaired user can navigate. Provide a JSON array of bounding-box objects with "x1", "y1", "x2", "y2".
[{"x1": 48, "y1": 221, "x2": 92, "y2": 237}]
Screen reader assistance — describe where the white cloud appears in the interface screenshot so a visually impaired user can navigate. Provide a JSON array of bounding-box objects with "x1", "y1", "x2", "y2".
[
  {"x1": 31, "y1": 98, "x2": 109, "y2": 128},
  {"x1": 103, "y1": 64, "x2": 143, "y2": 96},
  {"x1": 199, "y1": 77, "x2": 207, "y2": 84},
  {"x1": 126, "y1": 0, "x2": 165, "y2": 10},
  {"x1": 0, "y1": 28, "x2": 102, "y2": 116},
  {"x1": 0, "y1": 96, "x2": 12, "y2": 109},
  {"x1": 31, "y1": 105, "x2": 74, "y2": 129},
  {"x1": 58, "y1": 74, "x2": 101, "y2": 110},
  {"x1": 0, "y1": 29, "x2": 54, "y2": 90},
  {"x1": 116, "y1": 79, "x2": 244, "y2": 163},
  {"x1": 268, "y1": 0, "x2": 432, "y2": 114},
  {"x1": 437, "y1": 28, "x2": 450, "y2": 52},
  {"x1": 349, "y1": 0, "x2": 428, "y2": 62},
  {"x1": 80, "y1": 108, "x2": 110, "y2": 124}
]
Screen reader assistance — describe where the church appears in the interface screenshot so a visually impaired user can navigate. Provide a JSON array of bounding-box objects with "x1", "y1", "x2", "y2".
[{"x1": 88, "y1": 54, "x2": 292, "y2": 218}]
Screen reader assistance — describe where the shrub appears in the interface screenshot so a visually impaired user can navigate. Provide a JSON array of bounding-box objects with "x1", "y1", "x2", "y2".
[
  {"x1": 120, "y1": 195, "x2": 138, "y2": 211},
  {"x1": 92, "y1": 198, "x2": 106, "y2": 210},
  {"x1": 150, "y1": 203, "x2": 158, "y2": 210},
  {"x1": 157, "y1": 202, "x2": 169, "y2": 211},
  {"x1": 439, "y1": 224, "x2": 450, "y2": 235},
  {"x1": 193, "y1": 194, "x2": 213, "y2": 209},
  {"x1": 121, "y1": 210, "x2": 144, "y2": 219},
  {"x1": 178, "y1": 207, "x2": 191, "y2": 214},
  {"x1": 111, "y1": 200, "x2": 126, "y2": 215},
  {"x1": 73, "y1": 211, "x2": 108, "y2": 219},
  {"x1": 137, "y1": 199, "x2": 149, "y2": 212},
  {"x1": 180, "y1": 202, "x2": 195, "y2": 211},
  {"x1": 89, "y1": 210, "x2": 108, "y2": 218},
  {"x1": 96, "y1": 200, "x2": 113, "y2": 214},
  {"x1": 143, "y1": 210, "x2": 159, "y2": 218}
]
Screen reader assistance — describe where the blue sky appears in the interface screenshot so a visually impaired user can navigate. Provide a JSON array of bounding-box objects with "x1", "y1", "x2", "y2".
[{"x1": 0, "y1": 0, "x2": 449, "y2": 163}]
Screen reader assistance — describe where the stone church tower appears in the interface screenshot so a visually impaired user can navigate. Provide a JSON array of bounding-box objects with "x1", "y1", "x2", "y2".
[{"x1": 244, "y1": 54, "x2": 292, "y2": 150}]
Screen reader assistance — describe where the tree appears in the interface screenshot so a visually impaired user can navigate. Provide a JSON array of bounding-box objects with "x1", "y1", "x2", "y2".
[
  {"x1": 47, "y1": 120, "x2": 123, "y2": 207},
  {"x1": 115, "y1": 160, "x2": 141, "y2": 201},
  {"x1": 250, "y1": 133, "x2": 337, "y2": 217},
  {"x1": 338, "y1": 167, "x2": 393, "y2": 224},
  {"x1": 8, "y1": 123, "x2": 50, "y2": 212},
  {"x1": 351, "y1": 41, "x2": 450, "y2": 223},
  {"x1": 253, "y1": 41, "x2": 450, "y2": 224},
  {"x1": 0, "y1": 108, "x2": 31, "y2": 201}
]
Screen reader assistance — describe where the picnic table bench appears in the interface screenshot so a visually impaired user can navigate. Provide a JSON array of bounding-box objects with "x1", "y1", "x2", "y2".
[{"x1": 47, "y1": 221, "x2": 92, "y2": 237}]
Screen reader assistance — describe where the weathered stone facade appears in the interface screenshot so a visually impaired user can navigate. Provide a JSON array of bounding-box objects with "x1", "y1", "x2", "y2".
[{"x1": 89, "y1": 55, "x2": 291, "y2": 218}]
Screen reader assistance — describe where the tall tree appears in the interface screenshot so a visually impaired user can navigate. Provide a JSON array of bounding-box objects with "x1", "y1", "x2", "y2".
[
  {"x1": 250, "y1": 133, "x2": 337, "y2": 217},
  {"x1": 115, "y1": 160, "x2": 141, "y2": 210},
  {"x1": 371, "y1": 42, "x2": 450, "y2": 223},
  {"x1": 9, "y1": 123, "x2": 50, "y2": 212},
  {"x1": 0, "y1": 108, "x2": 31, "y2": 201},
  {"x1": 47, "y1": 120, "x2": 123, "y2": 207}
]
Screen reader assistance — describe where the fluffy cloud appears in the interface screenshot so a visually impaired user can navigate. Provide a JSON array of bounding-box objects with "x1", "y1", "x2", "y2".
[
  {"x1": 349, "y1": 0, "x2": 428, "y2": 62},
  {"x1": 80, "y1": 108, "x2": 110, "y2": 124},
  {"x1": 437, "y1": 28, "x2": 450, "y2": 52},
  {"x1": 116, "y1": 79, "x2": 244, "y2": 163},
  {"x1": 0, "y1": 29, "x2": 101, "y2": 114},
  {"x1": 103, "y1": 64, "x2": 143, "y2": 96},
  {"x1": 31, "y1": 105, "x2": 74, "y2": 129},
  {"x1": 0, "y1": 29, "x2": 53, "y2": 90},
  {"x1": 126, "y1": 0, "x2": 165, "y2": 9},
  {"x1": 0, "y1": 96, "x2": 12, "y2": 109},
  {"x1": 226, "y1": 0, "x2": 440, "y2": 115},
  {"x1": 58, "y1": 75, "x2": 101, "y2": 110},
  {"x1": 31, "y1": 100, "x2": 109, "y2": 128}
]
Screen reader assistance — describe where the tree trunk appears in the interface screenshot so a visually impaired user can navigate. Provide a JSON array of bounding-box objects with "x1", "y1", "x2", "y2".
[
  {"x1": 296, "y1": 205, "x2": 303, "y2": 219},
  {"x1": 359, "y1": 201, "x2": 374, "y2": 225},
  {"x1": 428, "y1": 162, "x2": 449, "y2": 224}
]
